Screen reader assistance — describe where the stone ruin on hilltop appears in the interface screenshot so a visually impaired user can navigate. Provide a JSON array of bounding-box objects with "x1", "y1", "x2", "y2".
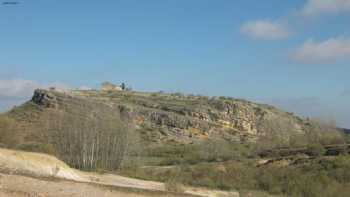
[{"x1": 101, "y1": 81, "x2": 124, "y2": 91}]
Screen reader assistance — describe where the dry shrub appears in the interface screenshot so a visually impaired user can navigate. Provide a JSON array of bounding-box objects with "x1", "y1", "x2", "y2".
[
  {"x1": 256, "y1": 117, "x2": 346, "y2": 154},
  {"x1": 0, "y1": 115, "x2": 22, "y2": 147},
  {"x1": 305, "y1": 119, "x2": 345, "y2": 146},
  {"x1": 164, "y1": 179, "x2": 185, "y2": 193},
  {"x1": 255, "y1": 118, "x2": 297, "y2": 152}
]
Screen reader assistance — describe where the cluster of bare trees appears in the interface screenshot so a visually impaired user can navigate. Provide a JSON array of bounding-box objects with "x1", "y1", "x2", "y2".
[
  {"x1": 255, "y1": 117, "x2": 346, "y2": 153},
  {"x1": 304, "y1": 119, "x2": 345, "y2": 146},
  {"x1": 256, "y1": 117, "x2": 297, "y2": 150},
  {"x1": 0, "y1": 97, "x2": 135, "y2": 171},
  {"x1": 40, "y1": 103, "x2": 131, "y2": 171}
]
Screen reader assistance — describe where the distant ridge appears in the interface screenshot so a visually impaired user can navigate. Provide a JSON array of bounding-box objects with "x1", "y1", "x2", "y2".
[{"x1": 341, "y1": 128, "x2": 350, "y2": 134}]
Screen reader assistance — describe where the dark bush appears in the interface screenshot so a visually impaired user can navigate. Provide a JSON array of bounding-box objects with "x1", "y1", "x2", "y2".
[{"x1": 16, "y1": 142, "x2": 56, "y2": 155}]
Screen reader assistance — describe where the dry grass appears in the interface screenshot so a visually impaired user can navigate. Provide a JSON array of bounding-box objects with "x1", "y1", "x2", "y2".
[{"x1": 164, "y1": 179, "x2": 185, "y2": 193}]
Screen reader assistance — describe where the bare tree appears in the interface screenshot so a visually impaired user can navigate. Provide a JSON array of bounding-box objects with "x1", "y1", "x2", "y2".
[
  {"x1": 256, "y1": 117, "x2": 297, "y2": 151},
  {"x1": 40, "y1": 102, "x2": 131, "y2": 171},
  {"x1": 305, "y1": 119, "x2": 345, "y2": 146}
]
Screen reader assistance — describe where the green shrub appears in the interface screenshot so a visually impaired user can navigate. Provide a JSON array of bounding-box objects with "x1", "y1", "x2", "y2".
[
  {"x1": 307, "y1": 143, "x2": 326, "y2": 156},
  {"x1": 16, "y1": 142, "x2": 56, "y2": 155},
  {"x1": 119, "y1": 155, "x2": 350, "y2": 197}
]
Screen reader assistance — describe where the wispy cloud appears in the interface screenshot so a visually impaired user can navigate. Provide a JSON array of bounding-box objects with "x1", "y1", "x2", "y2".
[
  {"x1": 261, "y1": 97, "x2": 350, "y2": 128},
  {"x1": 0, "y1": 78, "x2": 70, "y2": 99},
  {"x1": 240, "y1": 20, "x2": 291, "y2": 40},
  {"x1": 301, "y1": 0, "x2": 350, "y2": 16},
  {"x1": 0, "y1": 79, "x2": 41, "y2": 99},
  {"x1": 262, "y1": 97, "x2": 327, "y2": 118},
  {"x1": 291, "y1": 37, "x2": 350, "y2": 64},
  {"x1": 0, "y1": 78, "x2": 73, "y2": 112}
]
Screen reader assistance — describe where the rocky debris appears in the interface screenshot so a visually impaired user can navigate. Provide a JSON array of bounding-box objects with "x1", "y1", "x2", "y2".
[
  {"x1": 190, "y1": 111, "x2": 210, "y2": 121},
  {"x1": 150, "y1": 111, "x2": 190, "y2": 129}
]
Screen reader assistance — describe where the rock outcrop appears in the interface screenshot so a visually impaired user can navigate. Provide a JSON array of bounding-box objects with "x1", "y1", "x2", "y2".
[
  {"x1": 31, "y1": 89, "x2": 58, "y2": 108},
  {"x1": 26, "y1": 89, "x2": 310, "y2": 144}
]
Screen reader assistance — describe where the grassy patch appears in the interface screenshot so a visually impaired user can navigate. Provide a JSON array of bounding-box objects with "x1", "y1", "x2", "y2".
[{"x1": 120, "y1": 155, "x2": 350, "y2": 197}]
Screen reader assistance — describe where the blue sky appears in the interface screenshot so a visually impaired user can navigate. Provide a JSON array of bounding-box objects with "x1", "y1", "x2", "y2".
[{"x1": 0, "y1": 0, "x2": 349, "y2": 127}]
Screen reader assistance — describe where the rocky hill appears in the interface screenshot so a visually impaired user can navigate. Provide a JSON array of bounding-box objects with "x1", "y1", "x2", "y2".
[
  {"x1": 3, "y1": 88, "x2": 348, "y2": 197},
  {"x1": 8, "y1": 88, "x2": 310, "y2": 145}
]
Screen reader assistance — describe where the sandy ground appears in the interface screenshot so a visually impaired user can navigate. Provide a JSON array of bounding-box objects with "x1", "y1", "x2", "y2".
[
  {"x1": 0, "y1": 173, "x2": 191, "y2": 197},
  {"x1": 0, "y1": 148, "x2": 239, "y2": 197}
]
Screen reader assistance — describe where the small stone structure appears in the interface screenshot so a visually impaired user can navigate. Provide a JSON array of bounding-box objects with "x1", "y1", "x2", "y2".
[
  {"x1": 101, "y1": 82, "x2": 123, "y2": 91},
  {"x1": 49, "y1": 87, "x2": 69, "y2": 93}
]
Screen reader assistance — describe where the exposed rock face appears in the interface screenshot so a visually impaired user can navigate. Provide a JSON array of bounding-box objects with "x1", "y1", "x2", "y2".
[
  {"x1": 32, "y1": 89, "x2": 58, "y2": 108},
  {"x1": 149, "y1": 111, "x2": 189, "y2": 129},
  {"x1": 28, "y1": 89, "x2": 309, "y2": 144}
]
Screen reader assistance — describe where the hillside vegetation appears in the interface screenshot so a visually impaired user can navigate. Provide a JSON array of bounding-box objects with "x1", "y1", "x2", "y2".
[
  {"x1": 1, "y1": 88, "x2": 349, "y2": 197},
  {"x1": 2, "y1": 89, "x2": 132, "y2": 171}
]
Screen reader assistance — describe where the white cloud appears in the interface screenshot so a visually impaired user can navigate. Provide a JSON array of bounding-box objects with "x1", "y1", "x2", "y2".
[
  {"x1": 262, "y1": 97, "x2": 350, "y2": 128},
  {"x1": 240, "y1": 20, "x2": 290, "y2": 40},
  {"x1": 301, "y1": 0, "x2": 350, "y2": 16},
  {"x1": 0, "y1": 78, "x2": 70, "y2": 99},
  {"x1": 0, "y1": 79, "x2": 40, "y2": 99},
  {"x1": 292, "y1": 37, "x2": 350, "y2": 63},
  {"x1": 0, "y1": 78, "x2": 74, "y2": 112}
]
